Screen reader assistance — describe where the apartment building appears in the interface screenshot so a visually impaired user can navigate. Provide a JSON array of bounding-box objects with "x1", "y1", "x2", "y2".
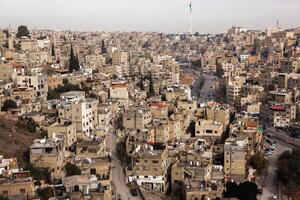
[
  {"x1": 30, "y1": 137, "x2": 66, "y2": 178},
  {"x1": 123, "y1": 105, "x2": 152, "y2": 130},
  {"x1": 112, "y1": 51, "x2": 128, "y2": 65},
  {"x1": 0, "y1": 63, "x2": 13, "y2": 81},
  {"x1": 206, "y1": 102, "x2": 230, "y2": 130},
  {"x1": 224, "y1": 136, "x2": 247, "y2": 178},
  {"x1": 0, "y1": 173, "x2": 36, "y2": 199},
  {"x1": 59, "y1": 92, "x2": 98, "y2": 137},
  {"x1": 47, "y1": 120, "x2": 77, "y2": 149},
  {"x1": 110, "y1": 83, "x2": 129, "y2": 100},
  {"x1": 260, "y1": 103, "x2": 297, "y2": 127},
  {"x1": 127, "y1": 144, "x2": 170, "y2": 193},
  {"x1": 16, "y1": 74, "x2": 48, "y2": 98},
  {"x1": 195, "y1": 119, "x2": 223, "y2": 143},
  {"x1": 48, "y1": 75, "x2": 63, "y2": 89},
  {"x1": 226, "y1": 76, "x2": 245, "y2": 105},
  {"x1": 76, "y1": 139, "x2": 106, "y2": 158}
]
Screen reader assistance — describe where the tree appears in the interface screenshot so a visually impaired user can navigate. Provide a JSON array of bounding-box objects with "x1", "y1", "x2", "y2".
[
  {"x1": 194, "y1": 32, "x2": 200, "y2": 37},
  {"x1": 216, "y1": 65, "x2": 224, "y2": 78},
  {"x1": 24, "y1": 164, "x2": 50, "y2": 182},
  {"x1": 277, "y1": 149, "x2": 300, "y2": 193},
  {"x1": 17, "y1": 117, "x2": 39, "y2": 133},
  {"x1": 236, "y1": 181, "x2": 258, "y2": 200},
  {"x1": 139, "y1": 74, "x2": 144, "y2": 91},
  {"x1": 101, "y1": 40, "x2": 107, "y2": 54},
  {"x1": 16, "y1": 25, "x2": 30, "y2": 38},
  {"x1": 0, "y1": 195, "x2": 8, "y2": 200},
  {"x1": 37, "y1": 187, "x2": 54, "y2": 200},
  {"x1": 51, "y1": 43, "x2": 55, "y2": 57},
  {"x1": 250, "y1": 152, "x2": 266, "y2": 175},
  {"x1": 223, "y1": 181, "x2": 258, "y2": 200},
  {"x1": 47, "y1": 83, "x2": 81, "y2": 100},
  {"x1": 223, "y1": 181, "x2": 238, "y2": 199},
  {"x1": 1, "y1": 99, "x2": 17, "y2": 111},
  {"x1": 148, "y1": 72, "x2": 155, "y2": 97},
  {"x1": 68, "y1": 44, "x2": 80, "y2": 72},
  {"x1": 62, "y1": 78, "x2": 69, "y2": 85},
  {"x1": 64, "y1": 163, "x2": 81, "y2": 177}
]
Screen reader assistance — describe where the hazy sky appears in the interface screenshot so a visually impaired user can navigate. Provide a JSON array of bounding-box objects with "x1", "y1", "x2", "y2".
[{"x1": 0, "y1": 0, "x2": 299, "y2": 33}]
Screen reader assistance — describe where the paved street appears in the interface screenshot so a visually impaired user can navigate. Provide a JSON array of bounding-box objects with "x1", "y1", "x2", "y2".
[
  {"x1": 199, "y1": 73, "x2": 218, "y2": 102},
  {"x1": 191, "y1": 72, "x2": 217, "y2": 102},
  {"x1": 262, "y1": 132, "x2": 293, "y2": 200},
  {"x1": 106, "y1": 128, "x2": 141, "y2": 200}
]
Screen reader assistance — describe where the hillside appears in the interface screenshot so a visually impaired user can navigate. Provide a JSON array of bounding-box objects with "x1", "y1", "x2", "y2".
[{"x1": 0, "y1": 116, "x2": 41, "y2": 165}]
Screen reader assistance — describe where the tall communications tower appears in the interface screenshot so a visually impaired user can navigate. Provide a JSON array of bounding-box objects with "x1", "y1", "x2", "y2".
[{"x1": 189, "y1": 0, "x2": 193, "y2": 34}]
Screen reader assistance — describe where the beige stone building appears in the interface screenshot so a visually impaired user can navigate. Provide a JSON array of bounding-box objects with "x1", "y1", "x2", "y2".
[
  {"x1": 224, "y1": 136, "x2": 247, "y2": 178},
  {"x1": 16, "y1": 74, "x2": 48, "y2": 98},
  {"x1": 47, "y1": 120, "x2": 77, "y2": 149},
  {"x1": 76, "y1": 139, "x2": 106, "y2": 158},
  {"x1": 112, "y1": 51, "x2": 128, "y2": 65},
  {"x1": 126, "y1": 144, "x2": 170, "y2": 193},
  {"x1": 123, "y1": 105, "x2": 152, "y2": 130},
  {"x1": 0, "y1": 174, "x2": 36, "y2": 199},
  {"x1": 30, "y1": 137, "x2": 66, "y2": 178},
  {"x1": 195, "y1": 119, "x2": 223, "y2": 143}
]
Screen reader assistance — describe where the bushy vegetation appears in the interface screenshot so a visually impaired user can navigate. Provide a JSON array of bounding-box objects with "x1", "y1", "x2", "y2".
[
  {"x1": 64, "y1": 163, "x2": 81, "y2": 177},
  {"x1": 37, "y1": 187, "x2": 54, "y2": 200},
  {"x1": 1, "y1": 99, "x2": 17, "y2": 111},
  {"x1": 16, "y1": 25, "x2": 30, "y2": 38},
  {"x1": 277, "y1": 149, "x2": 300, "y2": 194},
  {"x1": 17, "y1": 117, "x2": 39, "y2": 133},
  {"x1": 24, "y1": 164, "x2": 51, "y2": 182},
  {"x1": 250, "y1": 152, "x2": 266, "y2": 175},
  {"x1": 224, "y1": 181, "x2": 258, "y2": 200},
  {"x1": 47, "y1": 83, "x2": 81, "y2": 100}
]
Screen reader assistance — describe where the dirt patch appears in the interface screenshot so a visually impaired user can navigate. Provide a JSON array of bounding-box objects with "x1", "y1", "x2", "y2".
[{"x1": 0, "y1": 116, "x2": 41, "y2": 166}]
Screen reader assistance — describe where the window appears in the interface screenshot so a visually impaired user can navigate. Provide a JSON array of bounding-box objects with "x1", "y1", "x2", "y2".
[
  {"x1": 2, "y1": 190, "x2": 8, "y2": 195},
  {"x1": 206, "y1": 130, "x2": 213, "y2": 134},
  {"x1": 20, "y1": 189, "x2": 26, "y2": 193},
  {"x1": 152, "y1": 160, "x2": 159, "y2": 164}
]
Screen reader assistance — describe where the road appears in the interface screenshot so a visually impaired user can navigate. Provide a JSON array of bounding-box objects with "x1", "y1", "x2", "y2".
[
  {"x1": 191, "y1": 72, "x2": 218, "y2": 102},
  {"x1": 262, "y1": 130, "x2": 293, "y2": 200},
  {"x1": 106, "y1": 128, "x2": 141, "y2": 200},
  {"x1": 199, "y1": 73, "x2": 218, "y2": 102}
]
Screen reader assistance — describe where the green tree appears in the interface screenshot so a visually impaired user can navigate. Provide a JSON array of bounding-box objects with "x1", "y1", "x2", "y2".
[
  {"x1": 24, "y1": 164, "x2": 50, "y2": 182},
  {"x1": 236, "y1": 181, "x2": 258, "y2": 200},
  {"x1": 17, "y1": 117, "x2": 39, "y2": 133},
  {"x1": 101, "y1": 40, "x2": 107, "y2": 54},
  {"x1": 0, "y1": 195, "x2": 8, "y2": 200},
  {"x1": 64, "y1": 163, "x2": 81, "y2": 177},
  {"x1": 148, "y1": 72, "x2": 155, "y2": 97},
  {"x1": 51, "y1": 43, "x2": 55, "y2": 57},
  {"x1": 277, "y1": 149, "x2": 300, "y2": 193},
  {"x1": 16, "y1": 25, "x2": 30, "y2": 38},
  {"x1": 250, "y1": 152, "x2": 266, "y2": 175},
  {"x1": 47, "y1": 83, "x2": 81, "y2": 100},
  {"x1": 139, "y1": 74, "x2": 144, "y2": 91},
  {"x1": 37, "y1": 187, "x2": 54, "y2": 200},
  {"x1": 1, "y1": 99, "x2": 17, "y2": 111},
  {"x1": 62, "y1": 78, "x2": 69, "y2": 85},
  {"x1": 216, "y1": 65, "x2": 224, "y2": 78},
  {"x1": 69, "y1": 44, "x2": 80, "y2": 72},
  {"x1": 223, "y1": 181, "x2": 238, "y2": 199}
]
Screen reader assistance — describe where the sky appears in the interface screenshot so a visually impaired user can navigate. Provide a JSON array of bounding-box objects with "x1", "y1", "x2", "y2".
[{"x1": 0, "y1": 0, "x2": 299, "y2": 33}]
